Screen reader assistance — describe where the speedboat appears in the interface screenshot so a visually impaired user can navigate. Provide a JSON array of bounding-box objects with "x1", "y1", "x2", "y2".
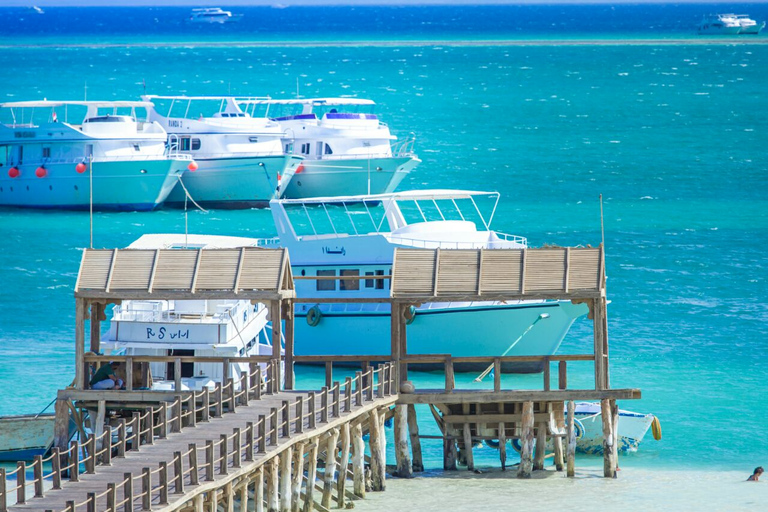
[
  {"x1": 258, "y1": 190, "x2": 589, "y2": 372},
  {"x1": 99, "y1": 235, "x2": 280, "y2": 391},
  {"x1": 734, "y1": 14, "x2": 765, "y2": 34},
  {"x1": 142, "y1": 95, "x2": 304, "y2": 208},
  {"x1": 189, "y1": 8, "x2": 243, "y2": 24},
  {"x1": 0, "y1": 101, "x2": 192, "y2": 211},
  {"x1": 698, "y1": 14, "x2": 743, "y2": 35},
  {"x1": 240, "y1": 97, "x2": 420, "y2": 199}
]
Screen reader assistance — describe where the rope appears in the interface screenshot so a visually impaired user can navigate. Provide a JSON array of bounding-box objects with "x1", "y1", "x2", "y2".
[{"x1": 176, "y1": 175, "x2": 208, "y2": 213}]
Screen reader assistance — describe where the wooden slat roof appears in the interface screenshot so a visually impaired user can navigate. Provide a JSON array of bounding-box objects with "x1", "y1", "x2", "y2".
[
  {"x1": 75, "y1": 247, "x2": 294, "y2": 300},
  {"x1": 391, "y1": 247, "x2": 604, "y2": 301}
]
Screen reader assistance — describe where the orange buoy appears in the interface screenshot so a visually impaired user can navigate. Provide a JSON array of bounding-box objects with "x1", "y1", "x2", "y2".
[
  {"x1": 35, "y1": 166, "x2": 47, "y2": 178},
  {"x1": 187, "y1": 161, "x2": 198, "y2": 172},
  {"x1": 295, "y1": 164, "x2": 304, "y2": 174},
  {"x1": 8, "y1": 167, "x2": 20, "y2": 178},
  {"x1": 277, "y1": 173, "x2": 282, "y2": 182},
  {"x1": 75, "y1": 162, "x2": 87, "y2": 173}
]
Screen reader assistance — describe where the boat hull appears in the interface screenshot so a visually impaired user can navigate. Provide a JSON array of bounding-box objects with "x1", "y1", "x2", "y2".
[
  {"x1": 573, "y1": 403, "x2": 655, "y2": 454},
  {"x1": 0, "y1": 414, "x2": 55, "y2": 462},
  {"x1": 0, "y1": 158, "x2": 186, "y2": 211},
  {"x1": 282, "y1": 156, "x2": 419, "y2": 199},
  {"x1": 293, "y1": 300, "x2": 587, "y2": 373},
  {"x1": 164, "y1": 155, "x2": 303, "y2": 209}
]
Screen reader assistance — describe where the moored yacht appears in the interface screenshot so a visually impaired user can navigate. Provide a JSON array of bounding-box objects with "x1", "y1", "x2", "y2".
[
  {"x1": 242, "y1": 98, "x2": 420, "y2": 199},
  {"x1": 697, "y1": 14, "x2": 744, "y2": 35},
  {"x1": 734, "y1": 14, "x2": 765, "y2": 34},
  {"x1": 258, "y1": 190, "x2": 589, "y2": 372},
  {"x1": 99, "y1": 235, "x2": 280, "y2": 391},
  {"x1": 189, "y1": 8, "x2": 243, "y2": 24},
  {"x1": 143, "y1": 95, "x2": 303, "y2": 208},
  {"x1": 0, "y1": 101, "x2": 192, "y2": 211}
]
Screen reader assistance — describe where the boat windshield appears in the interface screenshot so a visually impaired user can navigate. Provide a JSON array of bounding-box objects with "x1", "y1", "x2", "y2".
[
  {"x1": 0, "y1": 104, "x2": 146, "y2": 127},
  {"x1": 281, "y1": 194, "x2": 499, "y2": 238},
  {"x1": 148, "y1": 97, "x2": 270, "y2": 120}
]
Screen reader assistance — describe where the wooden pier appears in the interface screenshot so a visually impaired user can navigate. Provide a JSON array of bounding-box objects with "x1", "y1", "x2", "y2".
[{"x1": 1, "y1": 244, "x2": 640, "y2": 512}]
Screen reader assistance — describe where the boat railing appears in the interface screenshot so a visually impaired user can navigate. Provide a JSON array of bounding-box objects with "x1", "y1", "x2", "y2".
[
  {"x1": 113, "y1": 302, "x2": 245, "y2": 324},
  {"x1": 175, "y1": 150, "x2": 288, "y2": 159},
  {"x1": 387, "y1": 235, "x2": 526, "y2": 250},
  {"x1": 6, "y1": 153, "x2": 192, "y2": 168},
  {"x1": 314, "y1": 151, "x2": 395, "y2": 162},
  {"x1": 392, "y1": 133, "x2": 417, "y2": 157},
  {"x1": 255, "y1": 237, "x2": 281, "y2": 247},
  {"x1": 295, "y1": 300, "x2": 535, "y2": 315}
]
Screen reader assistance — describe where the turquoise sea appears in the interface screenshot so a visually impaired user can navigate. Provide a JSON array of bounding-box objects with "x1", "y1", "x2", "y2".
[{"x1": 0, "y1": 4, "x2": 767, "y2": 509}]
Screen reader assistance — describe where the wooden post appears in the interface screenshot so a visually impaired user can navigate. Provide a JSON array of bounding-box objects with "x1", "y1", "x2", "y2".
[
  {"x1": 284, "y1": 301, "x2": 294, "y2": 390},
  {"x1": 612, "y1": 399, "x2": 620, "y2": 474},
  {"x1": 173, "y1": 451, "x2": 184, "y2": 494},
  {"x1": 246, "y1": 422, "x2": 255, "y2": 461},
  {"x1": 282, "y1": 401, "x2": 291, "y2": 438},
  {"x1": 533, "y1": 422, "x2": 547, "y2": 471},
  {"x1": 141, "y1": 468, "x2": 151, "y2": 511},
  {"x1": 86, "y1": 492, "x2": 95, "y2": 512},
  {"x1": 303, "y1": 438, "x2": 319, "y2": 512},
  {"x1": 443, "y1": 433, "x2": 457, "y2": 471},
  {"x1": 205, "y1": 440, "x2": 214, "y2": 482},
  {"x1": 159, "y1": 462, "x2": 169, "y2": 504},
  {"x1": 267, "y1": 457, "x2": 279, "y2": 512},
  {"x1": 239, "y1": 482, "x2": 249, "y2": 512},
  {"x1": 497, "y1": 402, "x2": 507, "y2": 471},
  {"x1": 593, "y1": 297, "x2": 608, "y2": 390},
  {"x1": 462, "y1": 422, "x2": 474, "y2": 471},
  {"x1": 602, "y1": 398, "x2": 616, "y2": 478},
  {"x1": 89, "y1": 302, "x2": 102, "y2": 352},
  {"x1": 368, "y1": 410, "x2": 385, "y2": 491},
  {"x1": 258, "y1": 415, "x2": 267, "y2": 453},
  {"x1": 188, "y1": 444, "x2": 199, "y2": 486},
  {"x1": 220, "y1": 434, "x2": 229, "y2": 475},
  {"x1": 193, "y1": 494, "x2": 204, "y2": 512},
  {"x1": 270, "y1": 408, "x2": 278, "y2": 446},
  {"x1": 407, "y1": 404, "x2": 423, "y2": 472},
  {"x1": 337, "y1": 423, "x2": 351, "y2": 508},
  {"x1": 291, "y1": 442, "x2": 304, "y2": 512},
  {"x1": 559, "y1": 361, "x2": 568, "y2": 390},
  {"x1": 117, "y1": 419, "x2": 126, "y2": 458},
  {"x1": 233, "y1": 428, "x2": 242, "y2": 469},
  {"x1": 394, "y1": 404, "x2": 413, "y2": 478},
  {"x1": 295, "y1": 397, "x2": 303, "y2": 435},
  {"x1": 255, "y1": 365, "x2": 262, "y2": 400},
  {"x1": 75, "y1": 298, "x2": 85, "y2": 389},
  {"x1": 493, "y1": 357, "x2": 501, "y2": 392},
  {"x1": 279, "y1": 446, "x2": 293, "y2": 512},
  {"x1": 352, "y1": 423, "x2": 365, "y2": 498},
  {"x1": 15, "y1": 462, "x2": 25, "y2": 504},
  {"x1": 553, "y1": 425, "x2": 564, "y2": 472},
  {"x1": 85, "y1": 436, "x2": 95, "y2": 474},
  {"x1": 107, "y1": 482, "x2": 116, "y2": 512},
  {"x1": 321, "y1": 428, "x2": 339, "y2": 509},
  {"x1": 51, "y1": 447, "x2": 62, "y2": 490},
  {"x1": 174, "y1": 358, "x2": 182, "y2": 392},
  {"x1": 517, "y1": 401, "x2": 534, "y2": 478},
  {"x1": 390, "y1": 303, "x2": 401, "y2": 384},
  {"x1": 123, "y1": 472, "x2": 134, "y2": 512},
  {"x1": 344, "y1": 377, "x2": 352, "y2": 412},
  {"x1": 53, "y1": 398, "x2": 69, "y2": 452},
  {"x1": 228, "y1": 377, "x2": 236, "y2": 412},
  {"x1": 320, "y1": 388, "x2": 328, "y2": 424},
  {"x1": 566, "y1": 400, "x2": 576, "y2": 477},
  {"x1": 270, "y1": 301, "x2": 282, "y2": 391},
  {"x1": 214, "y1": 383, "x2": 223, "y2": 418},
  {"x1": 33, "y1": 455, "x2": 44, "y2": 498},
  {"x1": 69, "y1": 440, "x2": 80, "y2": 482},
  {"x1": 308, "y1": 392, "x2": 316, "y2": 430},
  {"x1": 224, "y1": 483, "x2": 234, "y2": 512},
  {"x1": 255, "y1": 466, "x2": 264, "y2": 512}
]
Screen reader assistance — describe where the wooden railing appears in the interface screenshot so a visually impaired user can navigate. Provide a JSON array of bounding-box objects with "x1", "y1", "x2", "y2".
[{"x1": 0, "y1": 361, "x2": 397, "y2": 512}]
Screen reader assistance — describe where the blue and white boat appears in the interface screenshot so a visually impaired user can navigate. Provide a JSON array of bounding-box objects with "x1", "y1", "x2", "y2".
[
  {"x1": 0, "y1": 414, "x2": 55, "y2": 461},
  {"x1": 0, "y1": 101, "x2": 191, "y2": 211},
  {"x1": 259, "y1": 190, "x2": 588, "y2": 372},
  {"x1": 188, "y1": 8, "x2": 243, "y2": 24},
  {"x1": 241, "y1": 98, "x2": 420, "y2": 199},
  {"x1": 143, "y1": 96, "x2": 304, "y2": 209}
]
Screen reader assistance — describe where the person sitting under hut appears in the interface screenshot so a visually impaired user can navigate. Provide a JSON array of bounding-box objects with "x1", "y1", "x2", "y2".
[
  {"x1": 90, "y1": 361, "x2": 124, "y2": 390},
  {"x1": 747, "y1": 466, "x2": 764, "y2": 481}
]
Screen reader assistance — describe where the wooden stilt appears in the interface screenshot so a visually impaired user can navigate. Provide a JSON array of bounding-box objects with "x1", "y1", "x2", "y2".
[
  {"x1": 533, "y1": 421, "x2": 547, "y2": 471},
  {"x1": 351, "y1": 423, "x2": 365, "y2": 498},
  {"x1": 394, "y1": 404, "x2": 413, "y2": 478},
  {"x1": 225, "y1": 482, "x2": 234, "y2": 512},
  {"x1": 337, "y1": 423, "x2": 351, "y2": 508},
  {"x1": 462, "y1": 422, "x2": 474, "y2": 471},
  {"x1": 443, "y1": 435, "x2": 457, "y2": 471},
  {"x1": 498, "y1": 403, "x2": 507, "y2": 471},
  {"x1": 291, "y1": 442, "x2": 304, "y2": 512},
  {"x1": 517, "y1": 401, "x2": 534, "y2": 478},
  {"x1": 239, "y1": 482, "x2": 249, "y2": 512},
  {"x1": 601, "y1": 399, "x2": 615, "y2": 478},
  {"x1": 321, "y1": 428, "x2": 339, "y2": 509},
  {"x1": 267, "y1": 457, "x2": 279, "y2": 512},
  {"x1": 255, "y1": 467, "x2": 264, "y2": 512},
  {"x1": 368, "y1": 409, "x2": 385, "y2": 491},
  {"x1": 611, "y1": 400, "x2": 620, "y2": 474},
  {"x1": 302, "y1": 438, "x2": 319, "y2": 512},
  {"x1": 280, "y1": 446, "x2": 293, "y2": 512},
  {"x1": 53, "y1": 398, "x2": 69, "y2": 452},
  {"x1": 406, "y1": 404, "x2": 423, "y2": 472},
  {"x1": 566, "y1": 400, "x2": 576, "y2": 477},
  {"x1": 194, "y1": 493, "x2": 204, "y2": 512}
]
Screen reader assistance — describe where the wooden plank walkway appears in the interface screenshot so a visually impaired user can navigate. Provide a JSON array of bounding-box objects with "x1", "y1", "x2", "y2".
[{"x1": 10, "y1": 389, "x2": 398, "y2": 512}]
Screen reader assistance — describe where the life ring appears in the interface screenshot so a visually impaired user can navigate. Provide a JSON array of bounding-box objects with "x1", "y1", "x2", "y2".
[
  {"x1": 651, "y1": 416, "x2": 662, "y2": 441},
  {"x1": 403, "y1": 305, "x2": 417, "y2": 325},
  {"x1": 306, "y1": 305, "x2": 322, "y2": 327}
]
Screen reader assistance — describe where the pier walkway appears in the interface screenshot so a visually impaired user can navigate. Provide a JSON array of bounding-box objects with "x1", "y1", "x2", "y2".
[{"x1": 6, "y1": 362, "x2": 398, "y2": 512}]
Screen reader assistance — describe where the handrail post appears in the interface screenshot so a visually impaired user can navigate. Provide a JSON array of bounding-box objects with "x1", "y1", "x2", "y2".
[
  {"x1": 559, "y1": 360, "x2": 568, "y2": 390},
  {"x1": 205, "y1": 440, "x2": 214, "y2": 482},
  {"x1": 16, "y1": 462, "x2": 25, "y2": 504},
  {"x1": 227, "y1": 377, "x2": 236, "y2": 412},
  {"x1": 365, "y1": 368, "x2": 374, "y2": 401},
  {"x1": 0, "y1": 468, "x2": 5, "y2": 512},
  {"x1": 86, "y1": 492, "x2": 95, "y2": 512},
  {"x1": 258, "y1": 415, "x2": 266, "y2": 453},
  {"x1": 69, "y1": 440, "x2": 80, "y2": 482},
  {"x1": 241, "y1": 373, "x2": 249, "y2": 406},
  {"x1": 141, "y1": 468, "x2": 151, "y2": 511},
  {"x1": 104, "y1": 428, "x2": 113, "y2": 466},
  {"x1": 325, "y1": 362, "x2": 333, "y2": 388},
  {"x1": 269, "y1": 408, "x2": 278, "y2": 446},
  {"x1": 188, "y1": 394, "x2": 196, "y2": 428},
  {"x1": 174, "y1": 357, "x2": 182, "y2": 392},
  {"x1": 444, "y1": 357, "x2": 455, "y2": 392},
  {"x1": 117, "y1": 420, "x2": 126, "y2": 457},
  {"x1": 344, "y1": 377, "x2": 352, "y2": 411},
  {"x1": 172, "y1": 400, "x2": 182, "y2": 433},
  {"x1": 51, "y1": 447, "x2": 62, "y2": 490},
  {"x1": 202, "y1": 387, "x2": 210, "y2": 422},
  {"x1": 131, "y1": 413, "x2": 141, "y2": 450},
  {"x1": 123, "y1": 472, "x2": 134, "y2": 512},
  {"x1": 543, "y1": 356, "x2": 551, "y2": 391},
  {"x1": 308, "y1": 392, "x2": 316, "y2": 429},
  {"x1": 86, "y1": 436, "x2": 95, "y2": 474},
  {"x1": 220, "y1": 434, "x2": 229, "y2": 475},
  {"x1": 321, "y1": 387, "x2": 329, "y2": 423},
  {"x1": 107, "y1": 482, "x2": 116, "y2": 512},
  {"x1": 332, "y1": 384, "x2": 340, "y2": 418},
  {"x1": 377, "y1": 366, "x2": 384, "y2": 398},
  {"x1": 355, "y1": 371, "x2": 363, "y2": 406},
  {"x1": 232, "y1": 428, "x2": 242, "y2": 469},
  {"x1": 189, "y1": 444, "x2": 199, "y2": 486},
  {"x1": 295, "y1": 397, "x2": 304, "y2": 434},
  {"x1": 159, "y1": 402, "x2": 168, "y2": 438},
  {"x1": 34, "y1": 455, "x2": 44, "y2": 497},
  {"x1": 282, "y1": 401, "x2": 291, "y2": 438},
  {"x1": 173, "y1": 451, "x2": 184, "y2": 494},
  {"x1": 146, "y1": 407, "x2": 155, "y2": 445},
  {"x1": 214, "y1": 383, "x2": 223, "y2": 418},
  {"x1": 158, "y1": 462, "x2": 168, "y2": 505},
  {"x1": 255, "y1": 365, "x2": 262, "y2": 400},
  {"x1": 493, "y1": 357, "x2": 501, "y2": 392}
]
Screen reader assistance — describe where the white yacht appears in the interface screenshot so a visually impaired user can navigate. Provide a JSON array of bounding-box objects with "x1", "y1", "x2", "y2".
[
  {"x1": 99, "y1": 235, "x2": 279, "y2": 391},
  {"x1": 0, "y1": 101, "x2": 192, "y2": 211},
  {"x1": 142, "y1": 96, "x2": 303, "y2": 208},
  {"x1": 189, "y1": 8, "x2": 243, "y2": 24},
  {"x1": 734, "y1": 14, "x2": 765, "y2": 34},
  {"x1": 258, "y1": 190, "x2": 589, "y2": 372},
  {"x1": 241, "y1": 98, "x2": 420, "y2": 199},
  {"x1": 698, "y1": 14, "x2": 743, "y2": 35}
]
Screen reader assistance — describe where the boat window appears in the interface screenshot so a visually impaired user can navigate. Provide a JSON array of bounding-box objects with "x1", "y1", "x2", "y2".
[
  {"x1": 84, "y1": 116, "x2": 128, "y2": 123},
  {"x1": 284, "y1": 143, "x2": 293, "y2": 153},
  {"x1": 316, "y1": 141, "x2": 324, "y2": 157},
  {"x1": 133, "y1": 144, "x2": 141, "y2": 152},
  {"x1": 365, "y1": 271, "x2": 375, "y2": 288},
  {"x1": 180, "y1": 137, "x2": 191, "y2": 151},
  {"x1": 191, "y1": 138, "x2": 201, "y2": 150},
  {"x1": 316, "y1": 270, "x2": 336, "y2": 291},
  {"x1": 301, "y1": 143, "x2": 310, "y2": 155},
  {"x1": 340, "y1": 269, "x2": 360, "y2": 291},
  {"x1": 166, "y1": 349, "x2": 195, "y2": 379},
  {"x1": 324, "y1": 144, "x2": 333, "y2": 155},
  {"x1": 42, "y1": 147, "x2": 51, "y2": 158},
  {"x1": 249, "y1": 137, "x2": 259, "y2": 143},
  {"x1": 375, "y1": 270, "x2": 385, "y2": 290}
]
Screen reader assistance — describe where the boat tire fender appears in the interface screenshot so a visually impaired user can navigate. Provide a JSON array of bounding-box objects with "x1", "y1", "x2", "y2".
[
  {"x1": 404, "y1": 305, "x2": 417, "y2": 325},
  {"x1": 651, "y1": 416, "x2": 662, "y2": 441},
  {"x1": 307, "y1": 305, "x2": 322, "y2": 327}
]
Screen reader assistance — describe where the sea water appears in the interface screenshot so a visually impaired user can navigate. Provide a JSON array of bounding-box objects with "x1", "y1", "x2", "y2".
[{"x1": 0, "y1": 4, "x2": 767, "y2": 508}]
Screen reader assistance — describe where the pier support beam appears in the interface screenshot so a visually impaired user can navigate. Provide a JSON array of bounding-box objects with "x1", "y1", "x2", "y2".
[
  {"x1": 53, "y1": 398, "x2": 70, "y2": 452},
  {"x1": 533, "y1": 421, "x2": 547, "y2": 471},
  {"x1": 292, "y1": 442, "x2": 304, "y2": 512},
  {"x1": 269, "y1": 301, "x2": 283, "y2": 391},
  {"x1": 394, "y1": 405, "x2": 413, "y2": 478},
  {"x1": 517, "y1": 401, "x2": 534, "y2": 478},
  {"x1": 566, "y1": 400, "x2": 576, "y2": 477},
  {"x1": 255, "y1": 467, "x2": 264, "y2": 512},
  {"x1": 443, "y1": 435, "x2": 457, "y2": 471},
  {"x1": 75, "y1": 298, "x2": 86, "y2": 390},
  {"x1": 303, "y1": 438, "x2": 319, "y2": 512},
  {"x1": 369, "y1": 409, "x2": 386, "y2": 491},
  {"x1": 321, "y1": 428, "x2": 339, "y2": 509},
  {"x1": 498, "y1": 403, "x2": 507, "y2": 471},
  {"x1": 351, "y1": 423, "x2": 366, "y2": 498},
  {"x1": 337, "y1": 424, "x2": 351, "y2": 508},
  {"x1": 462, "y1": 422, "x2": 474, "y2": 471},
  {"x1": 602, "y1": 399, "x2": 617, "y2": 478},
  {"x1": 282, "y1": 301, "x2": 294, "y2": 391},
  {"x1": 407, "y1": 404, "x2": 423, "y2": 472},
  {"x1": 267, "y1": 457, "x2": 279, "y2": 512},
  {"x1": 280, "y1": 446, "x2": 293, "y2": 512}
]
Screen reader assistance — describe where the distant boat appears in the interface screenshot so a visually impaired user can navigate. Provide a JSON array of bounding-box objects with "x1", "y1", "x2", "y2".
[
  {"x1": 31, "y1": 6, "x2": 44, "y2": 14},
  {"x1": 189, "y1": 8, "x2": 243, "y2": 24},
  {"x1": 698, "y1": 13, "x2": 764, "y2": 35}
]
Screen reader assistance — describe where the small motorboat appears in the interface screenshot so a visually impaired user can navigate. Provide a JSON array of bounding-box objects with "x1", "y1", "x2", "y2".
[{"x1": 0, "y1": 414, "x2": 55, "y2": 461}]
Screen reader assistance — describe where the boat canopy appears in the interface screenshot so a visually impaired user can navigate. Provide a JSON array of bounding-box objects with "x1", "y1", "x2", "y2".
[
  {"x1": 0, "y1": 100, "x2": 154, "y2": 109},
  {"x1": 238, "y1": 98, "x2": 375, "y2": 107}
]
